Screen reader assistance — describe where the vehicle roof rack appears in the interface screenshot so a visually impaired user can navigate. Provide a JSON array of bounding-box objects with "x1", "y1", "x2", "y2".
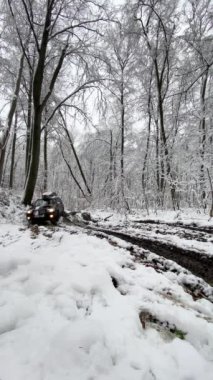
[{"x1": 42, "y1": 192, "x2": 57, "y2": 200}]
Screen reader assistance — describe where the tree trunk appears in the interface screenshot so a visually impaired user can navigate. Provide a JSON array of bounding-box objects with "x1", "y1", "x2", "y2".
[
  {"x1": 23, "y1": 108, "x2": 42, "y2": 204},
  {"x1": 22, "y1": 2, "x2": 53, "y2": 204},
  {"x1": 0, "y1": 53, "x2": 24, "y2": 184},
  {"x1": 58, "y1": 138, "x2": 87, "y2": 199},
  {"x1": 25, "y1": 68, "x2": 34, "y2": 178},
  {"x1": 43, "y1": 127, "x2": 48, "y2": 192},
  {"x1": 60, "y1": 113, "x2": 91, "y2": 197},
  {"x1": 142, "y1": 95, "x2": 151, "y2": 213},
  {"x1": 120, "y1": 77, "x2": 129, "y2": 211},
  {"x1": 9, "y1": 113, "x2": 18, "y2": 189},
  {"x1": 154, "y1": 58, "x2": 177, "y2": 209},
  {"x1": 199, "y1": 70, "x2": 208, "y2": 209},
  {"x1": 120, "y1": 83, "x2": 124, "y2": 194},
  {"x1": 207, "y1": 168, "x2": 213, "y2": 218},
  {"x1": 109, "y1": 130, "x2": 113, "y2": 202}
]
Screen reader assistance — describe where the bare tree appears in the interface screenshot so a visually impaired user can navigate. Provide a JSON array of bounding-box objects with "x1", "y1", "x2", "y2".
[
  {"x1": 134, "y1": 0, "x2": 179, "y2": 208},
  {"x1": 8, "y1": 0, "x2": 107, "y2": 204},
  {"x1": 182, "y1": 0, "x2": 213, "y2": 209},
  {"x1": 0, "y1": 52, "x2": 24, "y2": 184},
  {"x1": 101, "y1": 19, "x2": 138, "y2": 210}
]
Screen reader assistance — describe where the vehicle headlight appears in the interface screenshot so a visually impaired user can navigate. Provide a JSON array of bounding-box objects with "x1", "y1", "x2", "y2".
[
  {"x1": 47, "y1": 208, "x2": 55, "y2": 213},
  {"x1": 27, "y1": 209, "x2": 33, "y2": 215}
]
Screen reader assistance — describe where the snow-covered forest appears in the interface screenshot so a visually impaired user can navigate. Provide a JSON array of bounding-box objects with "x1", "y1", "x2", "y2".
[{"x1": 0, "y1": 0, "x2": 212, "y2": 212}]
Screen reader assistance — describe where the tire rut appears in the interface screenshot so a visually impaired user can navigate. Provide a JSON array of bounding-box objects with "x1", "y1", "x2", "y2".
[
  {"x1": 62, "y1": 217, "x2": 213, "y2": 285},
  {"x1": 87, "y1": 226, "x2": 213, "y2": 286},
  {"x1": 132, "y1": 219, "x2": 213, "y2": 234}
]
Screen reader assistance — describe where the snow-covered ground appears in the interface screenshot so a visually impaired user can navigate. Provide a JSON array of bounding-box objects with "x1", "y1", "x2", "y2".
[
  {"x1": 0, "y1": 222, "x2": 213, "y2": 380},
  {"x1": 92, "y1": 208, "x2": 213, "y2": 229}
]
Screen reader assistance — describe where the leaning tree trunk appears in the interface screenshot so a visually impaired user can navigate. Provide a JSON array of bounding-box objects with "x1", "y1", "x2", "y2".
[
  {"x1": 58, "y1": 137, "x2": 87, "y2": 199},
  {"x1": 60, "y1": 114, "x2": 91, "y2": 197}
]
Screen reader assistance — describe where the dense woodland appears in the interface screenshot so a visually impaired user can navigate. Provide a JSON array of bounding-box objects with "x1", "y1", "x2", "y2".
[{"x1": 0, "y1": 0, "x2": 212, "y2": 213}]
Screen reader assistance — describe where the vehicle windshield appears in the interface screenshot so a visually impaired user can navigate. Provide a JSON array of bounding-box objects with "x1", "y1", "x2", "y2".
[{"x1": 34, "y1": 199, "x2": 48, "y2": 207}]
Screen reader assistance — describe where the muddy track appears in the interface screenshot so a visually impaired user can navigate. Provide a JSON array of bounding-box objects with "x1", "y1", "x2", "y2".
[
  {"x1": 132, "y1": 219, "x2": 213, "y2": 234},
  {"x1": 61, "y1": 217, "x2": 213, "y2": 285},
  {"x1": 103, "y1": 222, "x2": 212, "y2": 243},
  {"x1": 86, "y1": 226, "x2": 213, "y2": 285}
]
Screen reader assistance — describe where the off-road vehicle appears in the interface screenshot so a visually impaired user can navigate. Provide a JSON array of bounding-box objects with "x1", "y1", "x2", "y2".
[{"x1": 26, "y1": 192, "x2": 64, "y2": 225}]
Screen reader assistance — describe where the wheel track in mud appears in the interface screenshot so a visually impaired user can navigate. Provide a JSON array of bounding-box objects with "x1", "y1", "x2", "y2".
[
  {"x1": 91, "y1": 227, "x2": 213, "y2": 285},
  {"x1": 129, "y1": 221, "x2": 213, "y2": 243},
  {"x1": 62, "y1": 219, "x2": 213, "y2": 286},
  {"x1": 131, "y1": 219, "x2": 213, "y2": 234}
]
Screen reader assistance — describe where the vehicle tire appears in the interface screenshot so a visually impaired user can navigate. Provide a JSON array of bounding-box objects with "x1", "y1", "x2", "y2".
[
  {"x1": 51, "y1": 219, "x2": 57, "y2": 225},
  {"x1": 51, "y1": 212, "x2": 59, "y2": 225}
]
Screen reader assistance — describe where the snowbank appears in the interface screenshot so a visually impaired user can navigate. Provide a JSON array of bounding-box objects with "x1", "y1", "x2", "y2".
[
  {"x1": 0, "y1": 224, "x2": 213, "y2": 380},
  {"x1": 0, "y1": 189, "x2": 24, "y2": 224}
]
